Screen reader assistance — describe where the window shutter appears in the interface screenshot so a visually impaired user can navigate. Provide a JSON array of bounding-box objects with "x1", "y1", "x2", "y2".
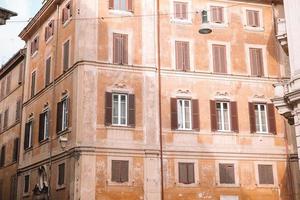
[
  {"x1": 13, "y1": 138, "x2": 19, "y2": 162},
  {"x1": 111, "y1": 160, "x2": 120, "y2": 182},
  {"x1": 63, "y1": 40, "x2": 70, "y2": 71},
  {"x1": 0, "y1": 146, "x2": 5, "y2": 167},
  {"x1": 6, "y1": 74, "x2": 11, "y2": 95},
  {"x1": 109, "y1": 0, "x2": 114, "y2": 9},
  {"x1": 174, "y1": 2, "x2": 180, "y2": 19},
  {"x1": 170, "y1": 98, "x2": 178, "y2": 130},
  {"x1": 122, "y1": 34, "x2": 128, "y2": 65},
  {"x1": 253, "y1": 11, "x2": 260, "y2": 27},
  {"x1": 45, "y1": 27, "x2": 48, "y2": 41},
  {"x1": 113, "y1": 33, "x2": 121, "y2": 64},
  {"x1": 248, "y1": 102, "x2": 256, "y2": 133},
  {"x1": 258, "y1": 165, "x2": 274, "y2": 184},
  {"x1": 230, "y1": 102, "x2": 239, "y2": 133},
  {"x1": 249, "y1": 48, "x2": 257, "y2": 76},
  {"x1": 0, "y1": 114, "x2": 2, "y2": 132},
  {"x1": 250, "y1": 48, "x2": 264, "y2": 77},
  {"x1": 56, "y1": 101, "x2": 63, "y2": 133},
  {"x1": 218, "y1": 7, "x2": 224, "y2": 23},
  {"x1": 181, "y1": 3, "x2": 187, "y2": 20},
  {"x1": 246, "y1": 10, "x2": 254, "y2": 26},
  {"x1": 212, "y1": 45, "x2": 220, "y2": 73},
  {"x1": 183, "y1": 42, "x2": 190, "y2": 71},
  {"x1": 211, "y1": 6, "x2": 217, "y2": 22},
  {"x1": 105, "y1": 92, "x2": 112, "y2": 126},
  {"x1": 68, "y1": 3, "x2": 73, "y2": 18},
  {"x1": 178, "y1": 163, "x2": 188, "y2": 184},
  {"x1": 210, "y1": 100, "x2": 217, "y2": 132},
  {"x1": 58, "y1": 163, "x2": 65, "y2": 185},
  {"x1": 18, "y1": 62, "x2": 23, "y2": 84},
  {"x1": 128, "y1": 0, "x2": 133, "y2": 12},
  {"x1": 31, "y1": 71, "x2": 36, "y2": 97},
  {"x1": 175, "y1": 41, "x2": 183, "y2": 70},
  {"x1": 4, "y1": 109, "x2": 8, "y2": 129},
  {"x1": 220, "y1": 45, "x2": 227, "y2": 73},
  {"x1": 46, "y1": 57, "x2": 51, "y2": 86},
  {"x1": 192, "y1": 99, "x2": 200, "y2": 131},
  {"x1": 39, "y1": 113, "x2": 45, "y2": 142},
  {"x1": 16, "y1": 100, "x2": 21, "y2": 122},
  {"x1": 120, "y1": 161, "x2": 129, "y2": 183},
  {"x1": 128, "y1": 94, "x2": 135, "y2": 127},
  {"x1": 187, "y1": 163, "x2": 195, "y2": 184},
  {"x1": 220, "y1": 163, "x2": 235, "y2": 184},
  {"x1": 267, "y1": 104, "x2": 276, "y2": 134}
]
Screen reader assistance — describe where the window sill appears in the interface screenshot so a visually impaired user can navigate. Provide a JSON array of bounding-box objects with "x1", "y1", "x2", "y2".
[
  {"x1": 210, "y1": 22, "x2": 229, "y2": 28},
  {"x1": 170, "y1": 18, "x2": 192, "y2": 25},
  {"x1": 107, "y1": 180, "x2": 133, "y2": 187},
  {"x1": 57, "y1": 128, "x2": 70, "y2": 136},
  {"x1": 56, "y1": 185, "x2": 66, "y2": 191},
  {"x1": 244, "y1": 25, "x2": 264, "y2": 32},
  {"x1": 45, "y1": 35, "x2": 54, "y2": 45},
  {"x1": 256, "y1": 184, "x2": 277, "y2": 188},
  {"x1": 175, "y1": 182, "x2": 200, "y2": 187},
  {"x1": 109, "y1": 9, "x2": 133, "y2": 16},
  {"x1": 106, "y1": 125, "x2": 135, "y2": 131},
  {"x1": 63, "y1": 18, "x2": 72, "y2": 28},
  {"x1": 38, "y1": 138, "x2": 49, "y2": 146},
  {"x1": 31, "y1": 51, "x2": 38, "y2": 58},
  {"x1": 24, "y1": 146, "x2": 33, "y2": 153},
  {"x1": 23, "y1": 193, "x2": 30, "y2": 198},
  {"x1": 217, "y1": 183, "x2": 240, "y2": 188}
]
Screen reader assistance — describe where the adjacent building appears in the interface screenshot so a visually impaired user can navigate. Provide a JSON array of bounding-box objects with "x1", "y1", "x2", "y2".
[
  {"x1": 0, "y1": 49, "x2": 25, "y2": 200},
  {"x1": 14, "y1": 0, "x2": 296, "y2": 200}
]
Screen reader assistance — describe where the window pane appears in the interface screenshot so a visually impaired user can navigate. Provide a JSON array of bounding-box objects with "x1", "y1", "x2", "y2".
[
  {"x1": 184, "y1": 100, "x2": 191, "y2": 129},
  {"x1": 120, "y1": 97, "x2": 126, "y2": 125},
  {"x1": 260, "y1": 106, "x2": 267, "y2": 132},
  {"x1": 217, "y1": 105, "x2": 222, "y2": 130},
  {"x1": 223, "y1": 106, "x2": 229, "y2": 130}
]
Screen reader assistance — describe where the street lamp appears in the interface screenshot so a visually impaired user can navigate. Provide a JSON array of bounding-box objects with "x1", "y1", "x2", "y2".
[{"x1": 199, "y1": 10, "x2": 212, "y2": 34}]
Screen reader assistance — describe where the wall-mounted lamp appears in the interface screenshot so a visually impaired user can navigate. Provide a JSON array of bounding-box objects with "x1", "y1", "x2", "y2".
[{"x1": 199, "y1": 10, "x2": 212, "y2": 34}]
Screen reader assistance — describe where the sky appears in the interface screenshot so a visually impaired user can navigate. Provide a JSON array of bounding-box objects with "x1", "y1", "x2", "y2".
[{"x1": 0, "y1": 0, "x2": 42, "y2": 65}]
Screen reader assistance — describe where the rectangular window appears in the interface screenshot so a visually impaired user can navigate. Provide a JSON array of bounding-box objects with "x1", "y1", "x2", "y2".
[
  {"x1": 258, "y1": 164, "x2": 274, "y2": 185},
  {"x1": 6, "y1": 74, "x2": 11, "y2": 95},
  {"x1": 109, "y1": 0, "x2": 133, "y2": 11},
  {"x1": 254, "y1": 104, "x2": 268, "y2": 133},
  {"x1": 3, "y1": 108, "x2": 8, "y2": 130},
  {"x1": 177, "y1": 99, "x2": 191, "y2": 130},
  {"x1": 58, "y1": 163, "x2": 65, "y2": 186},
  {"x1": 249, "y1": 48, "x2": 264, "y2": 77},
  {"x1": 113, "y1": 33, "x2": 128, "y2": 65},
  {"x1": 219, "y1": 163, "x2": 235, "y2": 184},
  {"x1": 57, "y1": 98, "x2": 69, "y2": 133},
  {"x1": 23, "y1": 175, "x2": 30, "y2": 194},
  {"x1": 18, "y1": 62, "x2": 24, "y2": 84},
  {"x1": 45, "y1": 20, "x2": 54, "y2": 41},
  {"x1": 212, "y1": 44, "x2": 227, "y2": 73},
  {"x1": 12, "y1": 138, "x2": 19, "y2": 163},
  {"x1": 15, "y1": 100, "x2": 21, "y2": 122},
  {"x1": 246, "y1": 9, "x2": 260, "y2": 27},
  {"x1": 24, "y1": 121, "x2": 33, "y2": 150},
  {"x1": 178, "y1": 162, "x2": 195, "y2": 184},
  {"x1": 63, "y1": 40, "x2": 70, "y2": 71},
  {"x1": 30, "y1": 36, "x2": 39, "y2": 55},
  {"x1": 175, "y1": 41, "x2": 190, "y2": 71},
  {"x1": 210, "y1": 6, "x2": 224, "y2": 23},
  {"x1": 0, "y1": 146, "x2": 5, "y2": 167},
  {"x1": 39, "y1": 110, "x2": 49, "y2": 142},
  {"x1": 45, "y1": 57, "x2": 51, "y2": 86},
  {"x1": 0, "y1": 80, "x2": 5, "y2": 100},
  {"x1": 62, "y1": 2, "x2": 72, "y2": 24},
  {"x1": 174, "y1": 1, "x2": 188, "y2": 20},
  {"x1": 10, "y1": 175, "x2": 17, "y2": 200},
  {"x1": 112, "y1": 94, "x2": 127, "y2": 126},
  {"x1": 216, "y1": 102, "x2": 230, "y2": 131},
  {"x1": 0, "y1": 114, "x2": 2, "y2": 132},
  {"x1": 111, "y1": 160, "x2": 129, "y2": 183},
  {"x1": 31, "y1": 71, "x2": 36, "y2": 98}
]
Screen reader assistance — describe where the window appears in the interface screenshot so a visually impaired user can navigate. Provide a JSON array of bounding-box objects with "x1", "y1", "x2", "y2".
[
  {"x1": 105, "y1": 92, "x2": 135, "y2": 127},
  {"x1": 39, "y1": 110, "x2": 49, "y2": 142},
  {"x1": 12, "y1": 138, "x2": 19, "y2": 163},
  {"x1": 15, "y1": 100, "x2": 21, "y2": 122},
  {"x1": 18, "y1": 62, "x2": 24, "y2": 84},
  {"x1": 57, "y1": 98, "x2": 69, "y2": 133},
  {"x1": 216, "y1": 102, "x2": 230, "y2": 131},
  {"x1": 258, "y1": 164, "x2": 274, "y2": 185},
  {"x1": 3, "y1": 108, "x2": 8, "y2": 130},
  {"x1": 174, "y1": 2, "x2": 188, "y2": 20},
  {"x1": 210, "y1": 6, "x2": 224, "y2": 23},
  {"x1": 112, "y1": 94, "x2": 127, "y2": 126},
  {"x1": 23, "y1": 175, "x2": 30, "y2": 194},
  {"x1": 175, "y1": 41, "x2": 190, "y2": 71},
  {"x1": 111, "y1": 160, "x2": 129, "y2": 183},
  {"x1": 246, "y1": 9, "x2": 260, "y2": 27},
  {"x1": 62, "y1": 2, "x2": 72, "y2": 24},
  {"x1": 109, "y1": 0, "x2": 133, "y2": 12},
  {"x1": 255, "y1": 104, "x2": 267, "y2": 133},
  {"x1": 45, "y1": 20, "x2": 54, "y2": 41},
  {"x1": 24, "y1": 120, "x2": 33, "y2": 150},
  {"x1": 178, "y1": 162, "x2": 195, "y2": 184},
  {"x1": 0, "y1": 114, "x2": 2, "y2": 132},
  {"x1": 113, "y1": 33, "x2": 128, "y2": 65},
  {"x1": 0, "y1": 80, "x2": 5, "y2": 99},
  {"x1": 177, "y1": 99, "x2": 192, "y2": 130},
  {"x1": 31, "y1": 71, "x2": 36, "y2": 98},
  {"x1": 63, "y1": 40, "x2": 70, "y2": 71},
  {"x1": 30, "y1": 36, "x2": 39, "y2": 55},
  {"x1": 249, "y1": 48, "x2": 264, "y2": 77},
  {"x1": 6, "y1": 73, "x2": 11, "y2": 95},
  {"x1": 0, "y1": 146, "x2": 5, "y2": 167},
  {"x1": 58, "y1": 163, "x2": 65, "y2": 187},
  {"x1": 212, "y1": 44, "x2": 227, "y2": 73},
  {"x1": 45, "y1": 57, "x2": 51, "y2": 86},
  {"x1": 219, "y1": 163, "x2": 235, "y2": 184},
  {"x1": 10, "y1": 175, "x2": 17, "y2": 200}
]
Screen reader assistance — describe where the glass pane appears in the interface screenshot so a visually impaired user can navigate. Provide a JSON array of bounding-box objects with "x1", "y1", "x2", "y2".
[
  {"x1": 114, "y1": 0, "x2": 119, "y2": 9},
  {"x1": 217, "y1": 107, "x2": 222, "y2": 130},
  {"x1": 177, "y1": 100, "x2": 183, "y2": 129},
  {"x1": 260, "y1": 107, "x2": 267, "y2": 132},
  {"x1": 113, "y1": 95, "x2": 119, "y2": 124},
  {"x1": 223, "y1": 107, "x2": 229, "y2": 130},
  {"x1": 184, "y1": 101, "x2": 191, "y2": 129},
  {"x1": 120, "y1": 96, "x2": 126, "y2": 125},
  {"x1": 121, "y1": 0, "x2": 126, "y2": 10}
]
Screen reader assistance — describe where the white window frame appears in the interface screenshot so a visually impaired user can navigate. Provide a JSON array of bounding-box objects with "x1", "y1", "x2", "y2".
[
  {"x1": 112, "y1": 93, "x2": 128, "y2": 126},
  {"x1": 174, "y1": 159, "x2": 199, "y2": 187},
  {"x1": 254, "y1": 162, "x2": 278, "y2": 187},
  {"x1": 245, "y1": 44, "x2": 268, "y2": 77},
  {"x1": 216, "y1": 160, "x2": 239, "y2": 187},
  {"x1": 177, "y1": 99, "x2": 192, "y2": 130},
  {"x1": 242, "y1": 7, "x2": 264, "y2": 31},
  {"x1": 107, "y1": 156, "x2": 133, "y2": 186},
  {"x1": 208, "y1": 40, "x2": 231, "y2": 74},
  {"x1": 254, "y1": 103, "x2": 268, "y2": 134},
  {"x1": 216, "y1": 101, "x2": 231, "y2": 132},
  {"x1": 62, "y1": 98, "x2": 69, "y2": 131},
  {"x1": 207, "y1": 2, "x2": 229, "y2": 28},
  {"x1": 171, "y1": 38, "x2": 194, "y2": 71},
  {"x1": 170, "y1": 0, "x2": 192, "y2": 24}
]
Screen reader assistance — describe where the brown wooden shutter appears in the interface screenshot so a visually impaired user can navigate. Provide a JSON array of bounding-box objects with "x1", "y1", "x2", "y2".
[
  {"x1": 175, "y1": 41, "x2": 183, "y2": 70},
  {"x1": 31, "y1": 71, "x2": 36, "y2": 97},
  {"x1": 181, "y1": 3, "x2": 187, "y2": 20},
  {"x1": 178, "y1": 163, "x2": 188, "y2": 184},
  {"x1": 250, "y1": 48, "x2": 264, "y2": 77},
  {"x1": 6, "y1": 74, "x2": 11, "y2": 95},
  {"x1": 63, "y1": 40, "x2": 70, "y2": 71},
  {"x1": 257, "y1": 49, "x2": 264, "y2": 76},
  {"x1": 109, "y1": 0, "x2": 114, "y2": 9},
  {"x1": 68, "y1": 2, "x2": 73, "y2": 18},
  {"x1": 230, "y1": 102, "x2": 239, "y2": 133},
  {"x1": 112, "y1": 160, "x2": 120, "y2": 182},
  {"x1": 187, "y1": 163, "x2": 195, "y2": 184},
  {"x1": 220, "y1": 45, "x2": 227, "y2": 73},
  {"x1": 45, "y1": 26, "x2": 48, "y2": 41},
  {"x1": 192, "y1": 99, "x2": 200, "y2": 131},
  {"x1": 39, "y1": 113, "x2": 45, "y2": 142},
  {"x1": 253, "y1": 11, "x2": 260, "y2": 27},
  {"x1": 211, "y1": 6, "x2": 217, "y2": 22},
  {"x1": 210, "y1": 100, "x2": 217, "y2": 132},
  {"x1": 267, "y1": 104, "x2": 277, "y2": 134},
  {"x1": 18, "y1": 62, "x2": 23, "y2": 84},
  {"x1": 171, "y1": 98, "x2": 178, "y2": 130},
  {"x1": 212, "y1": 45, "x2": 220, "y2": 73},
  {"x1": 174, "y1": 2, "x2": 180, "y2": 19},
  {"x1": 105, "y1": 92, "x2": 112, "y2": 126},
  {"x1": 36, "y1": 37, "x2": 39, "y2": 51},
  {"x1": 248, "y1": 102, "x2": 256, "y2": 133},
  {"x1": 122, "y1": 34, "x2": 128, "y2": 65},
  {"x1": 128, "y1": 94, "x2": 135, "y2": 127},
  {"x1": 120, "y1": 161, "x2": 129, "y2": 183},
  {"x1": 24, "y1": 122, "x2": 30, "y2": 149},
  {"x1": 58, "y1": 163, "x2": 65, "y2": 185},
  {"x1": 12, "y1": 138, "x2": 19, "y2": 162},
  {"x1": 0, "y1": 114, "x2": 2, "y2": 132},
  {"x1": 258, "y1": 165, "x2": 274, "y2": 184},
  {"x1": 246, "y1": 10, "x2": 253, "y2": 26},
  {"x1": 219, "y1": 163, "x2": 235, "y2": 184},
  {"x1": 45, "y1": 57, "x2": 51, "y2": 86},
  {"x1": 3, "y1": 109, "x2": 8, "y2": 130},
  {"x1": 0, "y1": 146, "x2": 5, "y2": 167},
  {"x1": 56, "y1": 101, "x2": 63, "y2": 133},
  {"x1": 183, "y1": 42, "x2": 190, "y2": 71},
  {"x1": 113, "y1": 33, "x2": 121, "y2": 64},
  {"x1": 127, "y1": 0, "x2": 133, "y2": 12},
  {"x1": 16, "y1": 100, "x2": 21, "y2": 122}
]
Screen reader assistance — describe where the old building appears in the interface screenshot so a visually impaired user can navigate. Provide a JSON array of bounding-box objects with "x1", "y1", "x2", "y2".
[
  {"x1": 16, "y1": 0, "x2": 295, "y2": 200},
  {"x1": 0, "y1": 49, "x2": 25, "y2": 200}
]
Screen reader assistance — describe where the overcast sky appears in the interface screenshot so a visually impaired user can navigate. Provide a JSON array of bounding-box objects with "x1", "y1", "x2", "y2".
[{"x1": 0, "y1": 0, "x2": 42, "y2": 65}]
